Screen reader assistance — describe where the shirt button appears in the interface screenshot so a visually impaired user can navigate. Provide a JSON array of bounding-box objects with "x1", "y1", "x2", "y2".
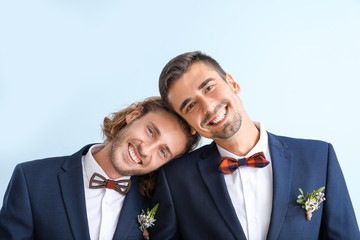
[{"x1": 251, "y1": 217, "x2": 257, "y2": 223}]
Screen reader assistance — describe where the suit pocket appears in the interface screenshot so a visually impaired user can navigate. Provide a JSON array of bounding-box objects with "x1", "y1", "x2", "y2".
[{"x1": 277, "y1": 203, "x2": 306, "y2": 240}]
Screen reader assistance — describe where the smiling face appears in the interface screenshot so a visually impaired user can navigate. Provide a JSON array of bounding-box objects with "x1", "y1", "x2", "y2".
[
  {"x1": 109, "y1": 110, "x2": 187, "y2": 177},
  {"x1": 168, "y1": 61, "x2": 244, "y2": 141}
]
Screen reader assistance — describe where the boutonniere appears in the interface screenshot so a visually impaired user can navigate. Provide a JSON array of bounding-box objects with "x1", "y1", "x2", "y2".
[
  {"x1": 297, "y1": 187, "x2": 326, "y2": 220},
  {"x1": 138, "y1": 203, "x2": 159, "y2": 240}
]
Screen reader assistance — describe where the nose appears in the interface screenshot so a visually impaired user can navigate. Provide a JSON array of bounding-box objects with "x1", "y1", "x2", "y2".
[
  {"x1": 139, "y1": 140, "x2": 158, "y2": 158},
  {"x1": 198, "y1": 96, "x2": 216, "y2": 114}
]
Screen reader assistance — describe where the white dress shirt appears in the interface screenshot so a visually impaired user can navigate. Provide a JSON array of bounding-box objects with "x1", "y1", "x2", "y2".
[
  {"x1": 216, "y1": 122, "x2": 273, "y2": 240},
  {"x1": 81, "y1": 144, "x2": 131, "y2": 240}
]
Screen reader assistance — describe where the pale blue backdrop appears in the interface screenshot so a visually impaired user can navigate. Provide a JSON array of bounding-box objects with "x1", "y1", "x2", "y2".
[{"x1": 1, "y1": 0, "x2": 359, "y2": 225}]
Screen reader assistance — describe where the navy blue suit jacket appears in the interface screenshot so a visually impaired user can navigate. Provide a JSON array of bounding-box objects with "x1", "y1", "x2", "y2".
[
  {"x1": 0, "y1": 145, "x2": 150, "y2": 240},
  {"x1": 151, "y1": 133, "x2": 359, "y2": 240}
]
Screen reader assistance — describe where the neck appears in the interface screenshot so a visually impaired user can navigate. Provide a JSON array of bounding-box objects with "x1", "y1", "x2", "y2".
[
  {"x1": 215, "y1": 116, "x2": 260, "y2": 156},
  {"x1": 92, "y1": 143, "x2": 123, "y2": 179}
]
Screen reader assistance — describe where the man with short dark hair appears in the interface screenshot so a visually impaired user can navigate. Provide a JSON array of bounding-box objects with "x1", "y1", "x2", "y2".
[
  {"x1": 0, "y1": 97, "x2": 200, "y2": 240},
  {"x1": 151, "y1": 51, "x2": 359, "y2": 239}
]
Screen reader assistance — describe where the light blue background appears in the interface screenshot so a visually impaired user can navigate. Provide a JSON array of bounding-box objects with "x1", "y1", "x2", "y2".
[{"x1": 1, "y1": 0, "x2": 359, "y2": 225}]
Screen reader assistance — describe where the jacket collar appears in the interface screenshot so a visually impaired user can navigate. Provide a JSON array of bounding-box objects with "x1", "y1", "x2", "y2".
[
  {"x1": 60, "y1": 145, "x2": 147, "y2": 240},
  {"x1": 198, "y1": 142, "x2": 247, "y2": 240},
  {"x1": 112, "y1": 176, "x2": 147, "y2": 239},
  {"x1": 198, "y1": 132, "x2": 293, "y2": 240},
  {"x1": 59, "y1": 144, "x2": 94, "y2": 240},
  {"x1": 266, "y1": 133, "x2": 293, "y2": 240}
]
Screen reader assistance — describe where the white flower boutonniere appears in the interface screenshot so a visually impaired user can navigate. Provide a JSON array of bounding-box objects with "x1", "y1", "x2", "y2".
[
  {"x1": 138, "y1": 203, "x2": 159, "y2": 240},
  {"x1": 297, "y1": 187, "x2": 326, "y2": 220}
]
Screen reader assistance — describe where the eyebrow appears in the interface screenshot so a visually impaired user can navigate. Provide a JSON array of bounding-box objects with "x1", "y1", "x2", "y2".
[
  {"x1": 179, "y1": 98, "x2": 191, "y2": 113},
  {"x1": 179, "y1": 78, "x2": 215, "y2": 113},
  {"x1": 198, "y1": 78, "x2": 214, "y2": 90},
  {"x1": 149, "y1": 122, "x2": 173, "y2": 159}
]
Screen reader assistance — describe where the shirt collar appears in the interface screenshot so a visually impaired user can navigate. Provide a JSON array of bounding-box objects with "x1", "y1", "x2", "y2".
[{"x1": 216, "y1": 121, "x2": 269, "y2": 159}]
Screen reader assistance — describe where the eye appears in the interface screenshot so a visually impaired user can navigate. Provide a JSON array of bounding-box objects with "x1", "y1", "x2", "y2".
[
  {"x1": 186, "y1": 102, "x2": 195, "y2": 113},
  {"x1": 147, "y1": 127, "x2": 154, "y2": 136},
  {"x1": 205, "y1": 85, "x2": 213, "y2": 92},
  {"x1": 159, "y1": 148, "x2": 166, "y2": 158}
]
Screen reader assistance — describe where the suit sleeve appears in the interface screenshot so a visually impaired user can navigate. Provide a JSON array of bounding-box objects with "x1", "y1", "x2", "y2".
[
  {"x1": 319, "y1": 144, "x2": 360, "y2": 239},
  {"x1": 149, "y1": 167, "x2": 182, "y2": 240},
  {"x1": 0, "y1": 164, "x2": 34, "y2": 239}
]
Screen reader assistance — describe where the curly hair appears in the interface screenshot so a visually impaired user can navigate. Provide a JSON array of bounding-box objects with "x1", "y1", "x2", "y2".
[{"x1": 101, "y1": 96, "x2": 200, "y2": 198}]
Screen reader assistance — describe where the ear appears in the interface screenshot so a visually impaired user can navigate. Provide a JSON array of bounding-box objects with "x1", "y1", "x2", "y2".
[
  {"x1": 125, "y1": 108, "x2": 143, "y2": 124},
  {"x1": 225, "y1": 73, "x2": 241, "y2": 94},
  {"x1": 191, "y1": 127, "x2": 197, "y2": 135}
]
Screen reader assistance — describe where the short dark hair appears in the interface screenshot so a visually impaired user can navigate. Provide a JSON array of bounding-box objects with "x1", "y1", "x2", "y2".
[{"x1": 159, "y1": 51, "x2": 226, "y2": 107}]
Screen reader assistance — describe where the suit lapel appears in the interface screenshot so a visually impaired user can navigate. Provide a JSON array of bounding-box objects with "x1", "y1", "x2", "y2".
[
  {"x1": 197, "y1": 142, "x2": 247, "y2": 240},
  {"x1": 266, "y1": 133, "x2": 293, "y2": 240},
  {"x1": 58, "y1": 145, "x2": 92, "y2": 240},
  {"x1": 113, "y1": 176, "x2": 145, "y2": 240}
]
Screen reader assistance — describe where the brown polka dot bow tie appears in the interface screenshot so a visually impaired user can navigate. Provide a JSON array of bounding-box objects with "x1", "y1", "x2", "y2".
[{"x1": 89, "y1": 173, "x2": 131, "y2": 195}]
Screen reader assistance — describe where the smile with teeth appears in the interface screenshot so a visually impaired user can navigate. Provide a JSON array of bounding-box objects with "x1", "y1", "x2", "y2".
[
  {"x1": 128, "y1": 144, "x2": 142, "y2": 164},
  {"x1": 209, "y1": 108, "x2": 227, "y2": 125}
]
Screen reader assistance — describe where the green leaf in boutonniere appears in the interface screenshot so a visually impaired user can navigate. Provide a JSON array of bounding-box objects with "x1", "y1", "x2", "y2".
[
  {"x1": 138, "y1": 203, "x2": 159, "y2": 240},
  {"x1": 297, "y1": 187, "x2": 326, "y2": 220}
]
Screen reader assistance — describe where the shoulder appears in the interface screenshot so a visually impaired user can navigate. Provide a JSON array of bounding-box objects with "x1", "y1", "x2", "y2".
[
  {"x1": 12, "y1": 156, "x2": 70, "y2": 185},
  {"x1": 14, "y1": 144, "x2": 92, "y2": 179},
  {"x1": 268, "y1": 132, "x2": 336, "y2": 166},
  {"x1": 169, "y1": 143, "x2": 214, "y2": 163},
  {"x1": 268, "y1": 132, "x2": 331, "y2": 151},
  {"x1": 20, "y1": 155, "x2": 69, "y2": 169},
  {"x1": 162, "y1": 143, "x2": 215, "y2": 171}
]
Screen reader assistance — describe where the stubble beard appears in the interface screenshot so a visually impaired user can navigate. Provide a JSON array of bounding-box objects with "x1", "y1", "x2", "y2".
[
  {"x1": 109, "y1": 123, "x2": 145, "y2": 177},
  {"x1": 211, "y1": 112, "x2": 242, "y2": 140},
  {"x1": 201, "y1": 100, "x2": 243, "y2": 140}
]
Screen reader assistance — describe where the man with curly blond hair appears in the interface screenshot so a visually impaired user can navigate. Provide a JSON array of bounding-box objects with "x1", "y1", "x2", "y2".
[{"x1": 0, "y1": 97, "x2": 199, "y2": 240}]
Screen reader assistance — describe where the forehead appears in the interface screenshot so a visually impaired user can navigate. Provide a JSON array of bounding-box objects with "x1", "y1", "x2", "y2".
[
  {"x1": 179, "y1": 61, "x2": 216, "y2": 83},
  {"x1": 171, "y1": 62, "x2": 220, "y2": 91},
  {"x1": 139, "y1": 111, "x2": 178, "y2": 126},
  {"x1": 167, "y1": 62, "x2": 221, "y2": 109}
]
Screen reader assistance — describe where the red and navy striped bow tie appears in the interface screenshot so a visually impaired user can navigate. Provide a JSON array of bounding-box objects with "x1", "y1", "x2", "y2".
[
  {"x1": 218, "y1": 152, "x2": 270, "y2": 174},
  {"x1": 89, "y1": 173, "x2": 131, "y2": 195}
]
